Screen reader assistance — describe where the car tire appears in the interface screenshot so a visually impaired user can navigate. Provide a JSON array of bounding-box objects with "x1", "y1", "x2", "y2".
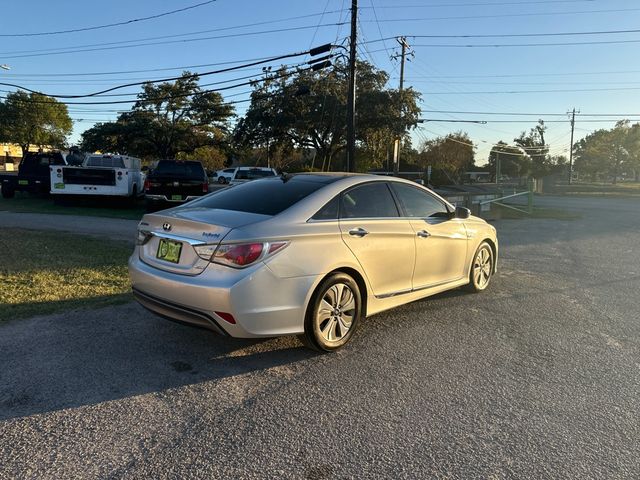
[
  {"x1": 1, "y1": 186, "x2": 15, "y2": 199},
  {"x1": 218, "y1": 177, "x2": 226, "y2": 184},
  {"x1": 465, "y1": 242, "x2": 494, "y2": 293},
  {"x1": 299, "y1": 272, "x2": 362, "y2": 352}
]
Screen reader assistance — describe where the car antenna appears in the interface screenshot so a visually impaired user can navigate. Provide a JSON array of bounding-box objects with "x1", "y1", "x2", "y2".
[{"x1": 280, "y1": 172, "x2": 291, "y2": 183}]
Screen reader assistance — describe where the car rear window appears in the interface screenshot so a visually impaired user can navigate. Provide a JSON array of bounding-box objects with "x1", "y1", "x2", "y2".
[
  {"x1": 154, "y1": 161, "x2": 205, "y2": 177},
  {"x1": 86, "y1": 156, "x2": 125, "y2": 168},
  {"x1": 191, "y1": 177, "x2": 325, "y2": 216}
]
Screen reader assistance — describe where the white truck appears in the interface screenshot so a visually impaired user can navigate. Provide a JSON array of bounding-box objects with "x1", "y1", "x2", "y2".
[{"x1": 50, "y1": 154, "x2": 145, "y2": 201}]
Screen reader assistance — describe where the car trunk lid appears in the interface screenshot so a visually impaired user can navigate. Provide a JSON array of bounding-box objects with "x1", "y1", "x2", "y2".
[{"x1": 138, "y1": 207, "x2": 270, "y2": 275}]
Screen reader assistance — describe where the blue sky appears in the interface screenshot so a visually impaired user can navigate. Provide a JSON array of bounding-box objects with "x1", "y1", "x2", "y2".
[{"x1": 1, "y1": 0, "x2": 639, "y2": 165}]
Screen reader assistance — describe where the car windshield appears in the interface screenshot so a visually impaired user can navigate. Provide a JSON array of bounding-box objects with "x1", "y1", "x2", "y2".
[
  {"x1": 154, "y1": 161, "x2": 204, "y2": 177},
  {"x1": 190, "y1": 176, "x2": 326, "y2": 215}
]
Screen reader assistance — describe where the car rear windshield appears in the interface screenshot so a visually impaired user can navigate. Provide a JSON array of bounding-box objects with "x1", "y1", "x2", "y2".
[
  {"x1": 191, "y1": 177, "x2": 326, "y2": 216},
  {"x1": 154, "y1": 160, "x2": 204, "y2": 177}
]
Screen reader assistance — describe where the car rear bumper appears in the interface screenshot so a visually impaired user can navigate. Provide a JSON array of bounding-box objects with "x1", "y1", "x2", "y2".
[{"x1": 128, "y1": 251, "x2": 317, "y2": 338}]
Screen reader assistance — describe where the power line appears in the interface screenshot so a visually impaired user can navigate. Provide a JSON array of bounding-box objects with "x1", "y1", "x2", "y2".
[
  {"x1": 414, "y1": 87, "x2": 640, "y2": 95},
  {"x1": 363, "y1": 7, "x2": 640, "y2": 23},
  {"x1": 0, "y1": 23, "x2": 346, "y2": 61},
  {"x1": 0, "y1": 1, "x2": 218, "y2": 37},
  {"x1": 0, "y1": 57, "x2": 335, "y2": 106},
  {"x1": 0, "y1": 11, "x2": 346, "y2": 58},
  {"x1": 0, "y1": 49, "x2": 332, "y2": 98},
  {"x1": 406, "y1": 27, "x2": 640, "y2": 39},
  {"x1": 392, "y1": 69, "x2": 640, "y2": 79},
  {"x1": 420, "y1": 118, "x2": 640, "y2": 123},
  {"x1": 0, "y1": 54, "x2": 314, "y2": 78},
  {"x1": 420, "y1": 109, "x2": 640, "y2": 116},
  {"x1": 411, "y1": 39, "x2": 640, "y2": 48},
  {"x1": 369, "y1": 0, "x2": 598, "y2": 8}
]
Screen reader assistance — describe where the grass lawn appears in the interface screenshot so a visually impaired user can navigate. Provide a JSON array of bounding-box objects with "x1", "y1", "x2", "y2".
[
  {"x1": 0, "y1": 228, "x2": 133, "y2": 322},
  {"x1": 489, "y1": 204, "x2": 581, "y2": 220},
  {"x1": 554, "y1": 182, "x2": 640, "y2": 197},
  {"x1": 0, "y1": 192, "x2": 145, "y2": 220}
]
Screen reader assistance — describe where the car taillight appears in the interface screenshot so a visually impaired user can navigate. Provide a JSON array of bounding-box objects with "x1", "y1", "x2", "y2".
[
  {"x1": 194, "y1": 241, "x2": 288, "y2": 268},
  {"x1": 202, "y1": 182, "x2": 209, "y2": 193},
  {"x1": 215, "y1": 243, "x2": 263, "y2": 267},
  {"x1": 144, "y1": 179, "x2": 150, "y2": 191}
]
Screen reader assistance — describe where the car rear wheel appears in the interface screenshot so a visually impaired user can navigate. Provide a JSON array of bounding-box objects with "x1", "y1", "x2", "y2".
[
  {"x1": 466, "y1": 242, "x2": 494, "y2": 292},
  {"x1": 300, "y1": 272, "x2": 362, "y2": 352},
  {"x1": 218, "y1": 176, "x2": 227, "y2": 184}
]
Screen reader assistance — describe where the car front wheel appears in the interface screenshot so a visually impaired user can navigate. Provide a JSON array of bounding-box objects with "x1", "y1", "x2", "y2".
[
  {"x1": 218, "y1": 177, "x2": 227, "y2": 184},
  {"x1": 300, "y1": 272, "x2": 362, "y2": 352},
  {"x1": 466, "y1": 242, "x2": 494, "y2": 292}
]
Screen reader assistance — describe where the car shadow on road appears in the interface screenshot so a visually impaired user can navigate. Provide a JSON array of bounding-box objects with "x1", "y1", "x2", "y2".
[{"x1": 0, "y1": 302, "x2": 318, "y2": 421}]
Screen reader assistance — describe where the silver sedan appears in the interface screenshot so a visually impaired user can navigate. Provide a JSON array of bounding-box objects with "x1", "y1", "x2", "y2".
[{"x1": 129, "y1": 173, "x2": 498, "y2": 351}]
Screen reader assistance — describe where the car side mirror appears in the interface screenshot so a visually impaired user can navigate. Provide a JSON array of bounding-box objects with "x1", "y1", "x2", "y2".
[{"x1": 455, "y1": 206, "x2": 470, "y2": 219}]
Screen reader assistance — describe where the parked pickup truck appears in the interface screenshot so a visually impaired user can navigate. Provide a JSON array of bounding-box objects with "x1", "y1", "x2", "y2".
[
  {"x1": 144, "y1": 159, "x2": 209, "y2": 211},
  {"x1": 50, "y1": 154, "x2": 145, "y2": 201},
  {"x1": 1, "y1": 152, "x2": 68, "y2": 199}
]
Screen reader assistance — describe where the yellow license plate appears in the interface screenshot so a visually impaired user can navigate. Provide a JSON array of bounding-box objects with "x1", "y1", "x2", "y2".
[
  {"x1": 171, "y1": 194, "x2": 182, "y2": 201},
  {"x1": 156, "y1": 238, "x2": 182, "y2": 264},
  {"x1": 18, "y1": 180, "x2": 29, "y2": 185}
]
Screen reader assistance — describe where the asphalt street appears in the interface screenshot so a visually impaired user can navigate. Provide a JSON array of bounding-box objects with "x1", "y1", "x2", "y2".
[{"x1": 1, "y1": 196, "x2": 639, "y2": 479}]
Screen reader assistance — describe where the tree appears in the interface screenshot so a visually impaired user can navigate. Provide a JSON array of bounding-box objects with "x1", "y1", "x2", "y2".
[
  {"x1": 418, "y1": 132, "x2": 475, "y2": 184},
  {"x1": 0, "y1": 91, "x2": 72, "y2": 155},
  {"x1": 234, "y1": 60, "x2": 421, "y2": 172},
  {"x1": 81, "y1": 72, "x2": 234, "y2": 160},
  {"x1": 573, "y1": 121, "x2": 638, "y2": 183},
  {"x1": 487, "y1": 141, "x2": 531, "y2": 180},
  {"x1": 626, "y1": 123, "x2": 640, "y2": 181},
  {"x1": 514, "y1": 120, "x2": 550, "y2": 178},
  {"x1": 175, "y1": 146, "x2": 227, "y2": 172}
]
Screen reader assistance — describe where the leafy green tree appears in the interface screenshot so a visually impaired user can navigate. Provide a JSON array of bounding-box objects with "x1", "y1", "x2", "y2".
[
  {"x1": 626, "y1": 123, "x2": 640, "y2": 181},
  {"x1": 574, "y1": 121, "x2": 638, "y2": 183},
  {"x1": 514, "y1": 120, "x2": 551, "y2": 178},
  {"x1": 0, "y1": 91, "x2": 72, "y2": 155},
  {"x1": 487, "y1": 141, "x2": 531, "y2": 179},
  {"x1": 418, "y1": 132, "x2": 475, "y2": 184},
  {"x1": 234, "y1": 60, "x2": 421, "y2": 172},
  {"x1": 175, "y1": 145, "x2": 227, "y2": 172},
  {"x1": 81, "y1": 72, "x2": 234, "y2": 159}
]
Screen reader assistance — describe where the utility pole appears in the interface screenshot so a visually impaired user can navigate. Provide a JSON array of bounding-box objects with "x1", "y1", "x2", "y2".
[
  {"x1": 393, "y1": 36, "x2": 410, "y2": 176},
  {"x1": 568, "y1": 108, "x2": 579, "y2": 184},
  {"x1": 346, "y1": 0, "x2": 358, "y2": 172}
]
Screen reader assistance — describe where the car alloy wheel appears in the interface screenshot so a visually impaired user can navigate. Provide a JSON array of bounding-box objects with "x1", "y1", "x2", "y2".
[
  {"x1": 301, "y1": 272, "x2": 361, "y2": 351},
  {"x1": 468, "y1": 242, "x2": 493, "y2": 292}
]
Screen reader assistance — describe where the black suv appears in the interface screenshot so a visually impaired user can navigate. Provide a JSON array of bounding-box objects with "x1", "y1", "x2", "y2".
[{"x1": 144, "y1": 160, "x2": 209, "y2": 211}]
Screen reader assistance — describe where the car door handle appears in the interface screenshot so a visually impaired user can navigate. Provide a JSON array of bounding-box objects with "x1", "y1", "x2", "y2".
[
  {"x1": 348, "y1": 227, "x2": 369, "y2": 237},
  {"x1": 417, "y1": 230, "x2": 431, "y2": 238}
]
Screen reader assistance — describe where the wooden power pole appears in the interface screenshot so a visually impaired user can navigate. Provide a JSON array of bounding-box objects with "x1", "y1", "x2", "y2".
[
  {"x1": 394, "y1": 36, "x2": 410, "y2": 176},
  {"x1": 346, "y1": 0, "x2": 358, "y2": 172}
]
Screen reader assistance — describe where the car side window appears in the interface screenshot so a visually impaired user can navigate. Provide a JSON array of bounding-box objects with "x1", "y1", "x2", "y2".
[
  {"x1": 340, "y1": 183, "x2": 399, "y2": 219},
  {"x1": 311, "y1": 196, "x2": 339, "y2": 221},
  {"x1": 391, "y1": 183, "x2": 450, "y2": 218}
]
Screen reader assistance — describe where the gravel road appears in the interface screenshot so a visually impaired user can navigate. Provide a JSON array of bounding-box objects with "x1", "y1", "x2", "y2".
[{"x1": 1, "y1": 196, "x2": 638, "y2": 479}]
